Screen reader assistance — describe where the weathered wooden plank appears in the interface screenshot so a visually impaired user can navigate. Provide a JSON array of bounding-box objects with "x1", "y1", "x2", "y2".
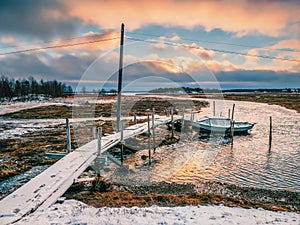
[{"x1": 0, "y1": 117, "x2": 177, "y2": 224}]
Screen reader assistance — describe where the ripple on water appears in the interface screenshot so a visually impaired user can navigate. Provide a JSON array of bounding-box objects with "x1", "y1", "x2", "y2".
[{"x1": 151, "y1": 100, "x2": 300, "y2": 192}]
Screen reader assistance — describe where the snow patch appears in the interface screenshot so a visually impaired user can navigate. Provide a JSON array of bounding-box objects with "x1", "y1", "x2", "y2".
[{"x1": 18, "y1": 200, "x2": 300, "y2": 225}]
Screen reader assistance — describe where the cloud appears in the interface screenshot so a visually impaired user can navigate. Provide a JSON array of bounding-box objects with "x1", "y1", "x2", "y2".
[
  {"x1": 0, "y1": 0, "x2": 81, "y2": 38},
  {"x1": 159, "y1": 35, "x2": 181, "y2": 41},
  {"x1": 189, "y1": 43, "x2": 215, "y2": 61},
  {"x1": 152, "y1": 42, "x2": 168, "y2": 50},
  {"x1": 215, "y1": 70, "x2": 300, "y2": 88},
  {"x1": 269, "y1": 39, "x2": 300, "y2": 51},
  {"x1": 0, "y1": 52, "x2": 96, "y2": 81},
  {"x1": 1, "y1": 36, "x2": 18, "y2": 46},
  {"x1": 64, "y1": 0, "x2": 300, "y2": 37}
]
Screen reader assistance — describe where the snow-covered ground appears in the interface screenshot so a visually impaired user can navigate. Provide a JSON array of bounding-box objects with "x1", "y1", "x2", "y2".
[{"x1": 17, "y1": 200, "x2": 299, "y2": 225}]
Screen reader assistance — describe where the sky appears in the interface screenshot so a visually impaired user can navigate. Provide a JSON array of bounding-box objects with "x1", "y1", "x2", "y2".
[{"x1": 0, "y1": 0, "x2": 300, "y2": 91}]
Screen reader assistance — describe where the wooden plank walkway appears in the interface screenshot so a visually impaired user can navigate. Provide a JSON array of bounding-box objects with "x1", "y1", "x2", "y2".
[{"x1": 0, "y1": 117, "x2": 179, "y2": 224}]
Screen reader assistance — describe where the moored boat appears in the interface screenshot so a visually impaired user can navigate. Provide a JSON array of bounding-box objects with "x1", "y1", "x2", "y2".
[{"x1": 192, "y1": 116, "x2": 255, "y2": 133}]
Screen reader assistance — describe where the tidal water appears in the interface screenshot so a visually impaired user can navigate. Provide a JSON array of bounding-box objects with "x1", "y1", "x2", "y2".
[{"x1": 162, "y1": 99, "x2": 300, "y2": 192}]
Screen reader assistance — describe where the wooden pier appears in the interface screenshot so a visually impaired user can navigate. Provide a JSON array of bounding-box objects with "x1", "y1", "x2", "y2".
[{"x1": 0, "y1": 117, "x2": 179, "y2": 224}]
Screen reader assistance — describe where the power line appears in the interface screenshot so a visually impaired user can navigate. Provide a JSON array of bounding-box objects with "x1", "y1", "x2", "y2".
[
  {"x1": 0, "y1": 36, "x2": 119, "y2": 56},
  {"x1": 0, "y1": 33, "x2": 112, "y2": 50},
  {"x1": 126, "y1": 37, "x2": 300, "y2": 63},
  {"x1": 127, "y1": 31, "x2": 300, "y2": 53}
]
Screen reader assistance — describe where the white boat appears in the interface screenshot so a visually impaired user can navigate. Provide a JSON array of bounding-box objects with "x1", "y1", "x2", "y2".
[{"x1": 192, "y1": 116, "x2": 255, "y2": 133}]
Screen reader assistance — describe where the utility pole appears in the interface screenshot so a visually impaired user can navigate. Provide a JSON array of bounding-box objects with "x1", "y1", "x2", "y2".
[{"x1": 116, "y1": 23, "x2": 125, "y2": 132}]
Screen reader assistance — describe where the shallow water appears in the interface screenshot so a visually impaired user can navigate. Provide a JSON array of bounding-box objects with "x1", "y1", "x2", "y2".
[
  {"x1": 161, "y1": 99, "x2": 300, "y2": 192},
  {"x1": 107, "y1": 98, "x2": 299, "y2": 192},
  {"x1": 0, "y1": 165, "x2": 50, "y2": 197}
]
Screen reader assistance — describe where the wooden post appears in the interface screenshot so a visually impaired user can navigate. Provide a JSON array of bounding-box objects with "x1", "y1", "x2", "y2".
[
  {"x1": 231, "y1": 120, "x2": 235, "y2": 139},
  {"x1": 166, "y1": 108, "x2": 170, "y2": 117},
  {"x1": 213, "y1": 101, "x2": 216, "y2": 116},
  {"x1": 97, "y1": 127, "x2": 102, "y2": 156},
  {"x1": 171, "y1": 107, "x2": 174, "y2": 138},
  {"x1": 133, "y1": 114, "x2": 137, "y2": 125},
  {"x1": 152, "y1": 108, "x2": 156, "y2": 153},
  {"x1": 181, "y1": 107, "x2": 185, "y2": 131},
  {"x1": 116, "y1": 23, "x2": 125, "y2": 132},
  {"x1": 93, "y1": 127, "x2": 97, "y2": 140},
  {"x1": 190, "y1": 109, "x2": 193, "y2": 139},
  {"x1": 269, "y1": 116, "x2": 272, "y2": 151},
  {"x1": 120, "y1": 122, "x2": 124, "y2": 164},
  {"x1": 147, "y1": 114, "x2": 151, "y2": 165},
  {"x1": 230, "y1": 104, "x2": 235, "y2": 139},
  {"x1": 66, "y1": 118, "x2": 71, "y2": 153},
  {"x1": 231, "y1": 104, "x2": 235, "y2": 121},
  {"x1": 228, "y1": 108, "x2": 231, "y2": 118}
]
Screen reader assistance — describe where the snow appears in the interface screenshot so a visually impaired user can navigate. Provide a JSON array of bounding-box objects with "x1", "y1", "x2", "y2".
[{"x1": 17, "y1": 200, "x2": 300, "y2": 225}]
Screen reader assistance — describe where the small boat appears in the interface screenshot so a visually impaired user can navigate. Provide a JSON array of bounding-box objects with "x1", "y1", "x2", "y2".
[
  {"x1": 45, "y1": 152, "x2": 68, "y2": 159},
  {"x1": 192, "y1": 116, "x2": 255, "y2": 133}
]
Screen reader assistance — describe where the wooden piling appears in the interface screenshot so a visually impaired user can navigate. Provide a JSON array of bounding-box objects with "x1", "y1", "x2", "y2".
[
  {"x1": 231, "y1": 120, "x2": 235, "y2": 140},
  {"x1": 213, "y1": 101, "x2": 216, "y2": 116},
  {"x1": 171, "y1": 107, "x2": 174, "y2": 138},
  {"x1": 66, "y1": 118, "x2": 71, "y2": 153},
  {"x1": 97, "y1": 127, "x2": 102, "y2": 156},
  {"x1": 147, "y1": 114, "x2": 151, "y2": 165},
  {"x1": 152, "y1": 108, "x2": 156, "y2": 153},
  {"x1": 120, "y1": 123, "x2": 124, "y2": 163},
  {"x1": 231, "y1": 104, "x2": 235, "y2": 121},
  {"x1": 93, "y1": 127, "x2": 96, "y2": 140},
  {"x1": 133, "y1": 114, "x2": 137, "y2": 124},
  {"x1": 269, "y1": 116, "x2": 272, "y2": 151},
  {"x1": 228, "y1": 108, "x2": 231, "y2": 118},
  {"x1": 181, "y1": 107, "x2": 185, "y2": 131}
]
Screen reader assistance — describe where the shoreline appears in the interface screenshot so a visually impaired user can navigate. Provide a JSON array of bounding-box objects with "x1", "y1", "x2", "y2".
[{"x1": 64, "y1": 178, "x2": 300, "y2": 213}]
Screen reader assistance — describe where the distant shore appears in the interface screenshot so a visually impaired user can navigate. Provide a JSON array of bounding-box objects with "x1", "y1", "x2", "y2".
[{"x1": 190, "y1": 92, "x2": 300, "y2": 113}]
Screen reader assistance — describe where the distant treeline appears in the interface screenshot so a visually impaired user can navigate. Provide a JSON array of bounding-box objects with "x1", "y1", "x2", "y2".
[
  {"x1": 0, "y1": 76, "x2": 73, "y2": 99},
  {"x1": 222, "y1": 88, "x2": 300, "y2": 93},
  {"x1": 149, "y1": 87, "x2": 300, "y2": 94},
  {"x1": 149, "y1": 87, "x2": 204, "y2": 93}
]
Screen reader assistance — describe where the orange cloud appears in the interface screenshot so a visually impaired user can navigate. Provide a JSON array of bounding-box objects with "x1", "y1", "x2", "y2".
[
  {"x1": 1, "y1": 36, "x2": 18, "y2": 45},
  {"x1": 64, "y1": 0, "x2": 300, "y2": 37},
  {"x1": 270, "y1": 39, "x2": 300, "y2": 51},
  {"x1": 188, "y1": 43, "x2": 215, "y2": 61}
]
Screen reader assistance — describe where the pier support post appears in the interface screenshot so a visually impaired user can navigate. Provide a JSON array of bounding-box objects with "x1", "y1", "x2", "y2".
[
  {"x1": 93, "y1": 127, "x2": 96, "y2": 140},
  {"x1": 171, "y1": 107, "x2": 174, "y2": 138},
  {"x1": 147, "y1": 114, "x2": 151, "y2": 165},
  {"x1": 97, "y1": 127, "x2": 102, "y2": 156},
  {"x1": 120, "y1": 123, "x2": 124, "y2": 164},
  {"x1": 66, "y1": 118, "x2": 71, "y2": 153},
  {"x1": 269, "y1": 116, "x2": 272, "y2": 151},
  {"x1": 231, "y1": 104, "x2": 235, "y2": 121},
  {"x1": 213, "y1": 101, "x2": 216, "y2": 116},
  {"x1": 152, "y1": 108, "x2": 156, "y2": 153},
  {"x1": 134, "y1": 114, "x2": 137, "y2": 125},
  {"x1": 181, "y1": 107, "x2": 185, "y2": 131}
]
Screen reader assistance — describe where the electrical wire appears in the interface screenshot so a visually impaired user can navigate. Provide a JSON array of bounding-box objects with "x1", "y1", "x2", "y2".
[
  {"x1": 1, "y1": 31, "x2": 299, "y2": 63},
  {"x1": 0, "y1": 36, "x2": 119, "y2": 56},
  {"x1": 127, "y1": 31, "x2": 300, "y2": 53},
  {"x1": 126, "y1": 37, "x2": 300, "y2": 63}
]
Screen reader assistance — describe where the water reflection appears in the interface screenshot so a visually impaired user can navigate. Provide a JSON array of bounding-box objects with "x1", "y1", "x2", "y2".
[{"x1": 159, "y1": 100, "x2": 300, "y2": 192}]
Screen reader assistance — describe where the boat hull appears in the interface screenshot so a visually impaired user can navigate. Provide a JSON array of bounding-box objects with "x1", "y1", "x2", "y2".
[{"x1": 192, "y1": 118, "x2": 254, "y2": 134}]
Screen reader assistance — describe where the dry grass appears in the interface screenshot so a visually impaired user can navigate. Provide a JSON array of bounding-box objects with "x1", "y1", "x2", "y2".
[
  {"x1": 67, "y1": 182, "x2": 297, "y2": 213},
  {"x1": 223, "y1": 93, "x2": 300, "y2": 113}
]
